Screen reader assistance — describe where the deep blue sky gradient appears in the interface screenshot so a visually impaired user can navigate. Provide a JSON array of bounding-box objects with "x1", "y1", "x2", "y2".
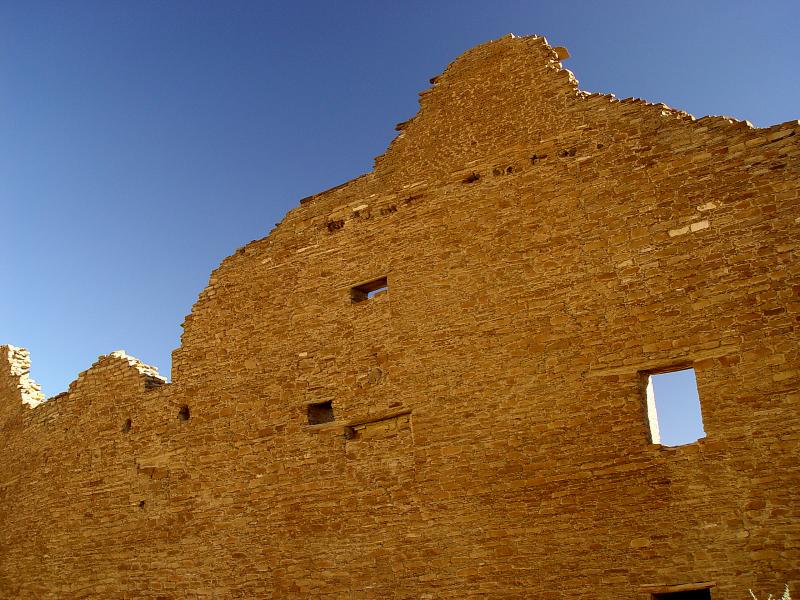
[{"x1": 2, "y1": 1, "x2": 799, "y2": 397}]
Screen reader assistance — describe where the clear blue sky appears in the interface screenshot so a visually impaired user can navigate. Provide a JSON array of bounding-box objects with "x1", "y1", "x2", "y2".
[{"x1": 1, "y1": 1, "x2": 798, "y2": 399}]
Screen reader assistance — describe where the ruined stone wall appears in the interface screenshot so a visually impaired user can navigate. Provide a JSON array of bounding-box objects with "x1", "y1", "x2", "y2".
[{"x1": 1, "y1": 35, "x2": 799, "y2": 599}]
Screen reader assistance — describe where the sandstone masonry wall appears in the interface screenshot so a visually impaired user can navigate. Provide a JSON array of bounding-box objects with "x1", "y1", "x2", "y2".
[{"x1": 2, "y1": 35, "x2": 799, "y2": 599}]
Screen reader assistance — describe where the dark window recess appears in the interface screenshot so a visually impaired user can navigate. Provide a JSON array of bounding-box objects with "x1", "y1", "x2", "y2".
[
  {"x1": 350, "y1": 277, "x2": 388, "y2": 303},
  {"x1": 121, "y1": 418, "x2": 132, "y2": 433},
  {"x1": 178, "y1": 405, "x2": 191, "y2": 421},
  {"x1": 307, "y1": 400, "x2": 334, "y2": 425},
  {"x1": 652, "y1": 590, "x2": 711, "y2": 600},
  {"x1": 644, "y1": 367, "x2": 705, "y2": 446}
]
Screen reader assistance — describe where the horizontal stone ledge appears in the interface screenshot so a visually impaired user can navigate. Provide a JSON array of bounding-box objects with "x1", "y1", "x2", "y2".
[
  {"x1": 587, "y1": 345, "x2": 738, "y2": 377},
  {"x1": 304, "y1": 408, "x2": 412, "y2": 434},
  {"x1": 640, "y1": 581, "x2": 715, "y2": 594}
]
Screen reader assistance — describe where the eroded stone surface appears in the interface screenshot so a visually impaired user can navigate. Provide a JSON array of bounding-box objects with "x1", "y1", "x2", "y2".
[{"x1": 1, "y1": 34, "x2": 799, "y2": 598}]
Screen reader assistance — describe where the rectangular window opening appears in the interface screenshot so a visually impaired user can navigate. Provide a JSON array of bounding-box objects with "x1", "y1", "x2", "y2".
[
  {"x1": 644, "y1": 367, "x2": 706, "y2": 447},
  {"x1": 307, "y1": 400, "x2": 334, "y2": 425},
  {"x1": 652, "y1": 590, "x2": 712, "y2": 600},
  {"x1": 350, "y1": 276, "x2": 388, "y2": 303}
]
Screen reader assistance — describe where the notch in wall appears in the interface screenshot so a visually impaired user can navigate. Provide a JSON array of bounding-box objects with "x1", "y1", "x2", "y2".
[
  {"x1": 326, "y1": 219, "x2": 344, "y2": 232},
  {"x1": 530, "y1": 153, "x2": 548, "y2": 165},
  {"x1": 144, "y1": 376, "x2": 164, "y2": 390},
  {"x1": 463, "y1": 172, "x2": 480, "y2": 183},
  {"x1": 492, "y1": 165, "x2": 514, "y2": 176}
]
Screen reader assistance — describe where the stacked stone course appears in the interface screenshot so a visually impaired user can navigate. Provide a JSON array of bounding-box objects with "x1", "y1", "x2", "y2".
[{"x1": 1, "y1": 35, "x2": 799, "y2": 598}]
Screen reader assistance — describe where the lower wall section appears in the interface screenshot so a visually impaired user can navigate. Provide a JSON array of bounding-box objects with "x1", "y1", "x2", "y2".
[{"x1": 2, "y1": 382, "x2": 797, "y2": 599}]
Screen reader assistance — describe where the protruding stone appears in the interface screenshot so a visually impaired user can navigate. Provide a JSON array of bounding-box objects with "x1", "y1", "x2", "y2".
[{"x1": 553, "y1": 46, "x2": 570, "y2": 60}]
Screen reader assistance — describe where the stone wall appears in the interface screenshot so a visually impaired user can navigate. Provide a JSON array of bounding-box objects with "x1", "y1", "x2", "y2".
[{"x1": 1, "y1": 35, "x2": 798, "y2": 599}]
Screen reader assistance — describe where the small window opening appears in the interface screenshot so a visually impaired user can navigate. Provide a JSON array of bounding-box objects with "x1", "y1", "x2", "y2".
[
  {"x1": 307, "y1": 400, "x2": 334, "y2": 425},
  {"x1": 652, "y1": 590, "x2": 711, "y2": 599},
  {"x1": 138, "y1": 500, "x2": 146, "y2": 509},
  {"x1": 350, "y1": 277, "x2": 388, "y2": 303},
  {"x1": 121, "y1": 418, "x2": 132, "y2": 433},
  {"x1": 644, "y1": 368, "x2": 705, "y2": 446},
  {"x1": 178, "y1": 405, "x2": 191, "y2": 421}
]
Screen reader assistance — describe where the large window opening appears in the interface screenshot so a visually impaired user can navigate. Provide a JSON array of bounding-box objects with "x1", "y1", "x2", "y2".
[{"x1": 644, "y1": 367, "x2": 705, "y2": 446}]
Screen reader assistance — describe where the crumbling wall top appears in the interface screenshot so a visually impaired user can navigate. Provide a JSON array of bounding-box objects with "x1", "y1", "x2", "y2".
[
  {"x1": 0, "y1": 345, "x2": 45, "y2": 410},
  {"x1": 0, "y1": 345, "x2": 166, "y2": 421}
]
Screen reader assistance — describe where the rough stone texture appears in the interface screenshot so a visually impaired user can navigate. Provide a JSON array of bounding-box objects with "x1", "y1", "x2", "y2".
[{"x1": 1, "y1": 34, "x2": 799, "y2": 599}]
